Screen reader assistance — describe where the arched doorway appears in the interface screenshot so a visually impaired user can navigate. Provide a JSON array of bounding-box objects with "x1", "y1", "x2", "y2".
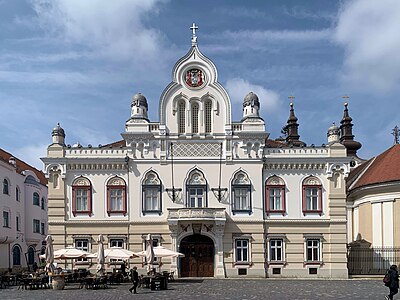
[
  {"x1": 180, "y1": 234, "x2": 214, "y2": 277},
  {"x1": 12, "y1": 245, "x2": 22, "y2": 266},
  {"x1": 27, "y1": 246, "x2": 35, "y2": 265}
]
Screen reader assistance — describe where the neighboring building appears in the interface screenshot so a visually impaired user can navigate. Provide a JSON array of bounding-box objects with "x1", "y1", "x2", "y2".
[
  {"x1": 42, "y1": 26, "x2": 357, "y2": 278},
  {"x1": 0, "y1": 148, "x2": 48, "y2": 272},
  {"x1": 347, "y1": 144, "x2": 400, "y2": 275}
]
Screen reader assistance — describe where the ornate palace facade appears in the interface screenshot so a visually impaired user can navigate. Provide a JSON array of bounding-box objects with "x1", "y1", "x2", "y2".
[{"x1": 42, "y1": 26, "x2": 361, "y2": 278}]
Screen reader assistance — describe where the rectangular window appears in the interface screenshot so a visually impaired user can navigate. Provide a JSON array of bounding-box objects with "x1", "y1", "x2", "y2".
[
  {"x1": 306, "y1": 188, "x2": 319, "y2": 211},
  {"x1": 235, "y1": 239, "x2": 249, "y2": 263},
  {"x1": 143, "y1": 187, "x2": 160, "y2": 212},
  {"x1": 41, "y1": 222, "x2": 45, "y2": 235},
  {"x1": 205, "y1": 101, "x2": 212, "y2": 134},
  {"x1": 75, "y1": 188, "x2": 89, "y2": 211},
  {"x1": 110, "y1": 239, "x2": 124, "y2": 248},
  {"x1": 269, "y1": 188, "x2": 282, "y2": 210},
  {"x1": 3, "y1": 211, "x2": 10, "y2": 228},
  {"x1": 269, "y1": 239, "x2": 283, "y2": 262},
  {"x1": 33, "y1": 219, "x2": 40, "y2": 233},
  {"x1": 306, "y1": 239, "x2": 320, "y2": 262},
  {"x1": 178, "y1": 102, "x2": 185, "y2": 134},
  {"x1": 16, "y1": 216, "x2": 20, "y2": 231},
  {"x1": 233, "y1": 187, "x2": 250, "y2": 211},
  {"x1": 110, "y1": 188, "x2": 124, "y2": 211},
  {"x1": 188, "y1": 188, "x2": 205, "y2": 208},
  {"x1": 75, "y1": 239, "x2": 89, "y2": 262},
  {"x1": 192, "y1": 104, "x2": 199, "y2": 134}
]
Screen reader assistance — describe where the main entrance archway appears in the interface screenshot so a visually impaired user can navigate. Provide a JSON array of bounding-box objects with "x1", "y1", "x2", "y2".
[{"x1": 180, "y1": 234, "x2": 214, "y2": 277}]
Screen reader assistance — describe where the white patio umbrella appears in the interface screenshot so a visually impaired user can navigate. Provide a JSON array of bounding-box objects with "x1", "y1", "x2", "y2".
[
  {"x1": 96, "y1": 234, "x2": 105, "y2": 275},
  {"x1": 44, "y1": 235, "x2": 55, "y2": 273},
  {"x1": 145, "y1": 234, "x2": 155, "y2": 273},
  {"x1": 52, "y1": 246, "x2": 91, "y2": 259},
  {"x1": 135, "y1": 245, "x2": 184, "y2": 258},
  {"x1": 88, "y1": 247, "x2": 137, "y2": 260}
]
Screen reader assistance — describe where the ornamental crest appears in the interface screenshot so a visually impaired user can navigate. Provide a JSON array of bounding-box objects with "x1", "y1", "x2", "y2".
[{"x1": 185, "y1": 68, "x2": 205, "y2": 88}]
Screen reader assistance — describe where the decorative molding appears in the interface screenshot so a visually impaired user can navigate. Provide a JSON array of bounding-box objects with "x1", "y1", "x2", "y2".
[
  {"x1": 67, "y1": 163, "x2": 126, "y2": 171},
  {"x1": 264, "y1": 163, "x2": 325, "y2": 170}
]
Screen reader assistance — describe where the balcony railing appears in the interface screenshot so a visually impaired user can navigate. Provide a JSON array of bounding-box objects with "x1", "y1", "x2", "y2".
[{"x1": 167, "y1": 208, "x2": 226, "y2": 221}]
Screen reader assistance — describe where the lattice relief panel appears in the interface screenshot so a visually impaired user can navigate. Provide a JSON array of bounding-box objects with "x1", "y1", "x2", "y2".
[{"x1": 172, "y1": 142, "x2": 220, "y2": 157}]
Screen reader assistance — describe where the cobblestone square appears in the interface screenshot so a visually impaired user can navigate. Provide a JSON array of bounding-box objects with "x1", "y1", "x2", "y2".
[{"x1": 0, "y1": 279, "x2": 389, "y2": 300}]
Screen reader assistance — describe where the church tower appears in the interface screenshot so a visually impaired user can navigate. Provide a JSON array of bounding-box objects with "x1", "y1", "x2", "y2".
[
  {"x1": 51, "y1": 123, "x2": 65, "y2": 146},
  {"x1": 339, "y1": 102, "x2": 361, "y2": 157},
  {"x1": 285, "y1": 102, "x2": 305, "y2": 147},
  {"x1": 130, "y1": 93, "x2": 149, "y2": 121},
  {"x1": 327, "y1": 122, "x2": 340, "y2": 144},
  {"x1": 242, "y1": 92, "x2": 260, "y2": 120}
]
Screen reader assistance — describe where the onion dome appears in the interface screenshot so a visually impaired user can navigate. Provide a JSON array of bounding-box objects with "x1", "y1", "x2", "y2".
[
  {"x1": 52, "y1": 123, "x2": 65, "y2": 137},
  {"x1": 243, "y1": 92, "x2": 260, "y2": 108},
  {"x1": 131, "y1": 93, "x2": 148, "y2": 110}
]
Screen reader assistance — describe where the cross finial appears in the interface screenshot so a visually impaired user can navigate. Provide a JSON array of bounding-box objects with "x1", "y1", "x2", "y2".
[
  {"x1": 288, "y1": 95, "x2": 295, "y2": 106},
  {"x1": 190, "y1": 22, "x2": 199, "y2": 46},
  {"x1": 392, "y1": 125, "x2": 400, "y2": 144}
]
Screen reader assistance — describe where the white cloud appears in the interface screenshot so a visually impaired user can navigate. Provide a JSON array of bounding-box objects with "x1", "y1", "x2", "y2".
[
  {"x1": 30, "y1": 0, "x2": 168, "y2": 62},
  {"x1": 225, "y1": 78, "x2": 280, "y2": 114},
  {"x1": 223, "y1": 29, "x2": 331, "y2": 42},
  {"x1": 13, "y1": 144, "x2": 48, "y2": 171},
  {"x1": 334, "y1": 0, "x2": 400, "y2": 91}
]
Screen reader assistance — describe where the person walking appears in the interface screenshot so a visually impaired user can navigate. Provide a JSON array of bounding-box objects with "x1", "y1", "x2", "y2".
[
  {"x1": 129, "y1": 266, "x2": 139, "y2": 294},
  {"x1": 386, "y1": 265, "x2": 399, "y2": 300}
]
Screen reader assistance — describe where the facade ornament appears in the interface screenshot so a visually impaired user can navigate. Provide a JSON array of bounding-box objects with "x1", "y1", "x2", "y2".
[{"x1": 190, "y1": 22, "x2": 198, "y2": 46}]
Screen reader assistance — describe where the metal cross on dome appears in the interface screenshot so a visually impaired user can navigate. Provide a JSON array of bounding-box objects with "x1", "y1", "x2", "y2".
[{"x1": 190, "y1": 22, "x2": 198, "y2": 46}]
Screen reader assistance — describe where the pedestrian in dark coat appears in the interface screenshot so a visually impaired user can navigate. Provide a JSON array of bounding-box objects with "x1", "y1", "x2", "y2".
[
  {"x1": 386, "y1": 265, "x2": 400, "y2": 300},
  {"x1": 129, "y1": 266, "x2": 139, "y2": 294}
]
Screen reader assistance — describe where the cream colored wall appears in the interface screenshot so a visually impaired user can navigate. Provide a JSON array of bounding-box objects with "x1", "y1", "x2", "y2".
[
  {"x1": 394, "y1": 199, "x2": 400, "y2": 247},
  {"x1": 358, "y1": 202, "x2": 372, "y2": 243}
]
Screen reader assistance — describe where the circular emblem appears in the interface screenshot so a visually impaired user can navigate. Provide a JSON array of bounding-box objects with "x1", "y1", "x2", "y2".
[{"x1": 185, "y1": 68, "x2": 205, "y2": 88}]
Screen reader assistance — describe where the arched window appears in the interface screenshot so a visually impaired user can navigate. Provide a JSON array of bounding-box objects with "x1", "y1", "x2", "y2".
[
  {"x1": 186, "y1": 170, "x2": 207, "y2": 208},
  {"x1": 191, "y1": 102, "x2": 199, "y2": 134},
  {"x1": 16, "y1": 186, "x2": 20, "y2": 201},
  {"x1": 232, "y1": 171, "x2": 251, "y2": 213},
  {"x1": 178, "y1": 101, "x2": 186, "y2": 134},
  {"x1": 265, "y1": 176, "x2": 286, "y2": 215},
  {"x1": 3, "y1": 178, "x2": 9, "y2": 194},
  {"x1": 204, "y1": 100, "x2": 212, "y2": 134},
  {"x1": 106, "y1": 177, "x2": 127, "y2": 216},
  {"x1": 142, "y1": 172, "x2": 162, "y2": 214},
  {"x1": 12, "y1": 245, "x2": 21, "y2": 266},
  {"x1": 72, "y1": 177, "x2": 92, "y2": 216},
  {"x1": 27, "y1": 246, "x2": 35, "y2": 265},
  {"x1": 302, "y1": 176, "x2": 323, "y2": 215},
  {"x1": 33, "y1": 192, "x2": 40, "y2": 206},
  {"x1": 41, "y1": 197, "x2": 45, "y2": 210}
]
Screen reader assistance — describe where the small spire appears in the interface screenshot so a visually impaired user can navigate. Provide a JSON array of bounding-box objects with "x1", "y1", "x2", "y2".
[
  {"x1": 392, "y1": 125, "x2": 399, "y2": 144},
  {"x1": 190, "y1": 22, "x2": 199, "y2": 46},
  {"x1": 285, "y1": 100, "x2": 304, "y2": 147},
  {"x1": 339, "y1": 100, "x2": 361, "y2": 156}
]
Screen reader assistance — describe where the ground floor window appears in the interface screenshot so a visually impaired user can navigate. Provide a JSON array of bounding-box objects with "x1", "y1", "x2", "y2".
[
  {"x1": 306, "y1": 239, "x2": 321, "y2": 262},
  {"x1": 269, "y1": 239, "x2": 284, "y2": 262},
  {"x1": 28, "y1": 246, "x2": 35, "y2": 265},
  {"x1": 75, "y1": 239, "x2": 89, "y2": 261},
  {"x1": 110, "y1": 239, "x2": 124, "y2": 248},
  {"x1": 235, "y1": 239, "x2": 249, "y2": 263}
]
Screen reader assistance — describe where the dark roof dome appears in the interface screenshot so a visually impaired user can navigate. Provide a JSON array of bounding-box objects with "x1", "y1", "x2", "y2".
[
  {"x1": 131, "y1": 93, "x2": 148, "y2": 109},
  {"x1": 52, "y1": 123, "x2": 65, "y2": 137},
  {"x1": 243, "y1": 92, "x2": 260, "y2": 108}
]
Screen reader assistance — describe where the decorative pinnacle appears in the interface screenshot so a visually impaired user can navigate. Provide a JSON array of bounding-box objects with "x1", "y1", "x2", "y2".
[
  {"x1": 392, "y1": 125, "x2": 399, "y2": 144},
  {"x1": 190, "y1": 22, "x2": 198, "y2": 46}
]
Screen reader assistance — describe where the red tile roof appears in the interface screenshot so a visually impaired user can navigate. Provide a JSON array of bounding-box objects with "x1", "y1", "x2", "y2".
[
  {"x1": 0, "y1": 148, "x2": 47, "y2": 186},
  {"x1": 349, "y1": 144, "x2": 400, "y2": 190},
  {"x1": 100, "y1": 140, "x2": 126, "y2": 148}
]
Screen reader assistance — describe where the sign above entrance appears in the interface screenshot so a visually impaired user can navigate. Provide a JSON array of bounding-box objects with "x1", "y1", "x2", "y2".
[{"x1": 184, "y1": 68, "x2": 206, "y2": 89}]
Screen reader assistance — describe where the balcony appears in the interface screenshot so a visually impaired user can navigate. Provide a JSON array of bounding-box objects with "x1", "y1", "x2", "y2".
[{"x1": 167, "y1": 208, "x2": 226, "y2": 221}]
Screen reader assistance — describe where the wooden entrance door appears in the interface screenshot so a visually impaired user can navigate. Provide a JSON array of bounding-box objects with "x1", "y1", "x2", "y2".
[{"x1": 180, "y1": 234, "x2": 214, "y2": 277}]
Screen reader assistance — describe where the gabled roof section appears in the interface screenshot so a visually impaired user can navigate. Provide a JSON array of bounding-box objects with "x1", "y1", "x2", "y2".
[
  {"x1": 348, "y1": 144, "x2": 400, "y2": 191},
  {"x1": 100, "y1": 140, "x2": 126, "y2": 149},
  {"x1": 0, "y1": 148, "x2": 47, "y2": 185}
]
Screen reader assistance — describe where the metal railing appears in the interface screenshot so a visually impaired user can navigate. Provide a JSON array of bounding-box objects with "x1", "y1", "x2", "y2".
[{"x1": 348, "y1": 246, "x2": 400, "y2": 275}]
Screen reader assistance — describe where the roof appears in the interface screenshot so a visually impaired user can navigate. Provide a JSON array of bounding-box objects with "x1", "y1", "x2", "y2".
[
  {"x1": 349, "y1": 144, "x2": 400, "y2": 191},
  {"x1": 100, "y1": 140, "x2": 126, "y2": 149},
  {"x1": 0, "y1": 148, "x2": 47, "y2": 186}
]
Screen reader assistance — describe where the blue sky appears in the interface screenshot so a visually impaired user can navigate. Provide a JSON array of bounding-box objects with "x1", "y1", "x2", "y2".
[{"x1": 1, "y1": 0, "x2": 399, "y2": 169}]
